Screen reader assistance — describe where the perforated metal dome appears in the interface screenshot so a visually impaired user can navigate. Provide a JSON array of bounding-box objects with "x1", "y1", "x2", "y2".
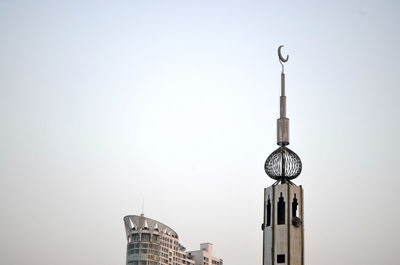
[{"x1": 265, "y1": 146, "x2": 302, "y2": 180}]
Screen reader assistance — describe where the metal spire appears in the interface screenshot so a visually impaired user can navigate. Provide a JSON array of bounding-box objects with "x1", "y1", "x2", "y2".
[
  {"x1": 264, "y1": 45, "x2": 302, "y2": 182},
  {"x1": 277, "y1": 45, "x2": 289, "y2": 146}
]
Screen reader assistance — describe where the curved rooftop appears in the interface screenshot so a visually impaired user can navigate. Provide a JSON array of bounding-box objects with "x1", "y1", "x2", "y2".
[{"x1": 123, "y1": 214, "x2": 179, "y2": 240}]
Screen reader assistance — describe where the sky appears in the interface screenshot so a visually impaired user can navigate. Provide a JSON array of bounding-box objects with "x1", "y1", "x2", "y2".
[{"x1": 1, "y1": 1, "x2": 400, "y2": 265}]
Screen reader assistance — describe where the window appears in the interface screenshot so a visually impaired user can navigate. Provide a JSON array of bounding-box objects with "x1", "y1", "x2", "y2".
[
  {"x1": 277, "y1": 254, "x2": 285, "y2": 263},
  {"x1": 141, "y1": 233, "x2": 151, "y2": 242},
  {"x1": 152, "y1": 234, "x2": 159, "y2": 242},
  {"x1": 141, "y1": 243, "x2": 148, "y2": 248},
  {"x1": 132, "y1": 234, "x2": 140, "y2": 242}
]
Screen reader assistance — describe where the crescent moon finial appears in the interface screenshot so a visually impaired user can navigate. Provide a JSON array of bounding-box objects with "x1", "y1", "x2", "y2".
[{"x1": 278, "y1": 45, "x2": 289, "y2": 63}]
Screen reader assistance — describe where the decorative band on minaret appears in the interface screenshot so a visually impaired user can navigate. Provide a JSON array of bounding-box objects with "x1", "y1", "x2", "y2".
[{"x1": 262, "y1": 46, "x2": 304, "y2": 265}]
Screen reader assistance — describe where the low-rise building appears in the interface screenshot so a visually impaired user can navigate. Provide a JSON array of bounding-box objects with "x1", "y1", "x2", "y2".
[{"x1": 187, "y1": 243, "x2": 223, "y2": 265}]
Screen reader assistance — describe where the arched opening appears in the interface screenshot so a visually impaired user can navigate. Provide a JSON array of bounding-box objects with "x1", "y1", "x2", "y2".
[
  {"x1": 292, "y1": 194, "x2": 298, "y2": 218},
  {"x1": 266, "y1": 197, "x2": 271, "y2": 227},
  {"x1": 277, "y1": 193, "x2": 285, "y2": 225}
]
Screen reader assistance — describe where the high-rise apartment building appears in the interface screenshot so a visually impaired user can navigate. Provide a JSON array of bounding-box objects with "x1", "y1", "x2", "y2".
[
  {"x1": 123, "y1": 214, "x2": 222, "y2": 265},
  {"x1": 187, "y1": 243, "x2": 223, "y2": 265}
]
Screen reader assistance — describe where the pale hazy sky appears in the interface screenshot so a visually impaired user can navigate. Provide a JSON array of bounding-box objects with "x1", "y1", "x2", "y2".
[{"x1": 1, "y1": 1, "x2": 400, "y2": 265}]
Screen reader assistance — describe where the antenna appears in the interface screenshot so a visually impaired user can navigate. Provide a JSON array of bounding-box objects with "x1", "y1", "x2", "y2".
[{"x1": 141, "y1": 198, "x2": 145, "y2": 216}]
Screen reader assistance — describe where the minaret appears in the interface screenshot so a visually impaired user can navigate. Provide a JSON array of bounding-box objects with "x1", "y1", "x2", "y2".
[{"x1": 262, "y1": 46, "x2": 304, "y2": 265}]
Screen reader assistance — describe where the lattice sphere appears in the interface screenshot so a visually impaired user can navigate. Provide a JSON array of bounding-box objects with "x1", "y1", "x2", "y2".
[{"x1": 265, "y1": 146, "x2": 302, "y2": 180}]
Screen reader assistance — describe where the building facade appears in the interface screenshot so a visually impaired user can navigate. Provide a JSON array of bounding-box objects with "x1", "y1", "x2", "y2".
[
  {"x1": 187, "y1": 243, "x2": 223, "y2": 265},
  {"x1": 124, "y1": 214, "x2": 222, "y2": 265}
]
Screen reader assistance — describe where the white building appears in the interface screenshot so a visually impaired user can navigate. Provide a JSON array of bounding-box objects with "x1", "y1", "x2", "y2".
[
  {"x1": 187, "y1": 243, "x2": 223, "y2": 265},
  {"x1": 124, "y1": 215, "x2": 222, "y2": 265}
]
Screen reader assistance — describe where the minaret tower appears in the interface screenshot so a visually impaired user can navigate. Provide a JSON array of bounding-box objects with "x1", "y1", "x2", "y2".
[{"x1": 262, "y1": 46, "x2": 304, "y2": 265}]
